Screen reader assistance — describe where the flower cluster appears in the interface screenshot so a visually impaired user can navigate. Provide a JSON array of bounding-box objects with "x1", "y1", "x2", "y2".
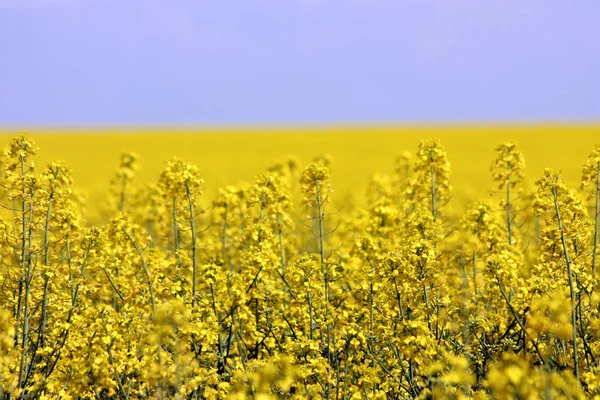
[{"x1": 1, "y1": 133, "x2": 600, "y2": 399}]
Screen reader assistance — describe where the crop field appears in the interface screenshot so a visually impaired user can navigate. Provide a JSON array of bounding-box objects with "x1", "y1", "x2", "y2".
[
  {"x1": 1, "y1": 126, "x2": 600, "y2": 398},
  {"x1": 1, "y1": 125, "x2": 599, "y2": 208}
]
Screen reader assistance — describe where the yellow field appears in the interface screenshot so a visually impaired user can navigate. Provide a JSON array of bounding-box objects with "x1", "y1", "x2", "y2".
[
  {"x1": 2, "y1": 126, "x2": 600, "y2": 398},
  {"x1": 1, "y1": 124, "x2": 599, "y2": 205}
]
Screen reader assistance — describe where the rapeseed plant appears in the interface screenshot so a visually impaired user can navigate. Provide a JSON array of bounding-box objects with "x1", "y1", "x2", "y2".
[
  {"x1": 491, "y1": 142, "x2": 525, "y2": 246},
  {"x1": 1, "y1": 133, "x2": 600, "y2": 399}
]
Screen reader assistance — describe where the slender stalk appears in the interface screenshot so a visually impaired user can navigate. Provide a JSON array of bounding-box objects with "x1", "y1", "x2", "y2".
[
  {"x1": 147, "y1": 196, "x2": 156, "y2": 245},
  {"x1": 18, "y1": 162, "x2": 34, "y2": 392},
  {"x1": 495, "y1": 271, "x2": 546, "y2": 365},
  {"x1": 245, "y1": 192, "x2": 268, "y2": 294},
  {"x1": 315, "y1": 180, "x2": 326, "y2": 265},
  {"x1": 25, "y1": 178, "x2": 58, "y2": 387},
  {"x1": 307, "y1": 288, "x2": 314, "y2": 341},
  {"x1": 277, "y1": 212, "x2": 288, "y2": 343},
  {"x1": 210, "y1": 283, "x2": 225, "y2": 374},
  {"x1": 172, "y1": 198, "x2": 181, "y2": 269},
  {"x1": 103, "y1": 267, "x2": 125, "y2": 303},
  {"x1": 40, "y1": 179, "x2": 57, "y2": 347},
  {"x1": 592, "y1": 163, "x2": 600, "y2": 276},
  {"x1": 14, "y1": 273, "x2": 24, "y2": 348},
  {"x1": 221, "y1": 203, "x2": 228, "y2": 265},
  {"x1": 472, "y1": 253, "x2": 478, "y2": 296},
  {"x1": 472, "y1": 217, "x2": 481, "y2": 295},
  {"x1": 186, "y1": 184, "x2": 198, "y2": 306},
  {"x1": 552, "y1": 188, "x2": 579, "y2": 379},
  {"x1": 119, "y1": 173, "x2": 128, "y2": 214},
  {"x1": 13, "y1": 156, "x2": 27, "y2": 348},
  {"x1": 506, "y1": 160, "x2": 513, "y2": 245},
  {"x1": 44, "y1": 235, "x2": 92, "y2": 380},
  {"x1": 366, "y1": 257, "x2": 376, "y2": 335},
  {"x1": 124, "y1": 230, "x2": 156, "y2": 314},
  {"x1": 430, "y1": 165, "x2": 437, "y2": 222},
  {"x1": 393, "y1": 277, "x2": 405, "y2": 322},
  {"x1": 418, "y1": 258, "x2": 432, "y2": 333},
  {"x1": 314, "y1": 178, "x2": 331, "y2": 399}
]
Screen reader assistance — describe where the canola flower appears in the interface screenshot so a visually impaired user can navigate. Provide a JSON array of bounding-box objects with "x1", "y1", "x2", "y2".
[{"x1": 1, "y1": 133, "x2": 600, "y2": 399}]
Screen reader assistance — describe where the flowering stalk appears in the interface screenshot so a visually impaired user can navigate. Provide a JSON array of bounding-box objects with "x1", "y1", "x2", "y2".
[
  {"x1": 186, "y1": 184, "x2": 198, "y2": 306},
  {"x1": 112, "y1": 152, "x2": 138, "y2": 214},
  {"x1": 301, "y1": 162, "x2": 334, "y2": 398},
  {"x1": 506, "y1": 166, "x2": 512, "y2": 245},
  {"x1": 551, "y1": 186, "x2": 579, "y2": 379},
  {"x1": 414, "y1": 139, "x2": 451, "y2": 222},
  {"x1": 159, "y1": 158, "x2": 204, "y2": 302},
  {"x1": 172, "y1": 198, "x2": 181, "y2": 270},
  {"x1": 535, "y1": 169, "x2": 588, "y2": 380},
  {"x1": 2, "y1": 135, "x2": 39, "y2": 392},
  {"x1": 593, "y1": 163, "x2": 600, "y2": 276},
  {"x1": 124, "y1": 229, "x2": 156, "y2": 314},
  {"x1": 18, "y1": 180, "x2": 35, "y2": 393},
  {"x1": 44, "y1": 229, "x2": 97, "y2": 382},
  {"x1": 491, "y1": 142, "x2": 525, "y2": 246},
  {"x1": 582, "y1": 147, "x2": 600, "y2": 276}
]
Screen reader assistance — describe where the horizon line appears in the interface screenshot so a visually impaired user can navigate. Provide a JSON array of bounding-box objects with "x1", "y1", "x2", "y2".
[{"x1": 2, "y1": 120, "x2": 600, "y2": 133}]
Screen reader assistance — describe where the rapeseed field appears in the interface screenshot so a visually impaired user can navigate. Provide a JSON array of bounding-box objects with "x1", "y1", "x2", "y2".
[
  {"x1": 1, "y1": 126, "x2": 600, "y2": 399},
  {"x1": 0, "y1": 125, "x2": 598, "y2": 206}
]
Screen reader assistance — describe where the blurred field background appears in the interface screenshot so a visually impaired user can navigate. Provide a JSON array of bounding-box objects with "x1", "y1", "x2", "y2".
[{"x1": 2, "y1": 124, "x2": 599, "y2": 209}]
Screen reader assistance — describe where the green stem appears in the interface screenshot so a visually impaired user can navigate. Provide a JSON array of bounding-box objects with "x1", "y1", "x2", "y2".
[
  {"x1": 552, "y1": 188, "x2": 579, "y2": 379},
  {"x1": 495, "y1": 271, "x2": 546, "y2": 365},
  {"x1": 186, "y1": 185, "x2": 198, "y2": 307},
  {"x1": 221, "y1": 204, "x2": 229, "y2": 266},
  {"x1": 506, "y1": 160, "x2": 513, "y2": 245},
  {"x1": 124, "y1": 230, "x2": 156, "y2": 314},
  {"x1": 172, "y1": 198, "x2": 181, "y2": 269},
  {"x1": 418, "y1": 258, "x2": 432, "y2": 333},
  {"x1": 366, "y1": 257, "x2": 376, "y2": 335},
  {"x1": 277, "y1": 212, "x2": 288, "y2": 342},
  {"x1": 119, "y1": 173, "x2": 128, "y2": 214},
  {"x1": 314, "y1": 178, "x2": 331, "y2": 399},
  {"x1": 210, "y1": 283, "x2": 225, "y2": 374},
  {"x1": 592, "y1": 163, "x2": 600, "y2": 276},
  {"x1": 430, "y1": 164, "x2": 437, "y2": 222},
  {"x1": 393, "y1": 277, "x2": 404, "y2": 322},
  {"x1": 103, "y1": 267, "x2": 125, "y2": 303},
  {"x1": 40, "y1": 180, "x2": 57, "y2": 347},
  {"x1": 25, "y1": 179, "x2": 58, "y2": 387},
  {"x1": 472, "y1": 252, "x2": 478, "y2": 296},
  {"x1": 18, "y1": 164, "x2": 34, "y2": 392},
  {"x1": 44, "y1": 234, "x2": 92, "y2": 381}
]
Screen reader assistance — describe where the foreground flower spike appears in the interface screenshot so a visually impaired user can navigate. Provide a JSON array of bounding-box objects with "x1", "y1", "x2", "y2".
[
  {"x1": 1, "y1": 134, "x2": 40, "y2": 394},
  {"x1": 534, "y1": 169, "x2": 592, "y2": 381},
  {"x1": 581, "y1": 146, "x2": 600, "y2": 276},
  {"x1": 300, "y1": 162, "x2": 332, "y2": 263},
  {"x1": 111, "y1": 152, "x2": 139, "y2": 214},
  {"x1": 300, "y1": 161, "x2": 336, "y2": 399},
  {"x1": 413, "y1": 138, "x2": 451, "y2": 222},
  {"x1": 491, "y1": 142, "x2": 526, "y2": 246},
  {"x1": 158, "y1": 158, "x2": 204, "y2": 306},
  {"x1": 2, "y1": 132, "x2": 600, "y2": 398}
]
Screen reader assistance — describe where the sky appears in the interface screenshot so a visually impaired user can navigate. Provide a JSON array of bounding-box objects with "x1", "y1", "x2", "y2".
[{"x1": 0, "y1": 0, "x2": 598, "y2": 125}]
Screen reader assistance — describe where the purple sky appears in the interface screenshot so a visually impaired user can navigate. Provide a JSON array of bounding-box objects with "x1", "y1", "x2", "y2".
[{"x1": 0, "y1": 0, "x2": 598, "y2": 125}]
